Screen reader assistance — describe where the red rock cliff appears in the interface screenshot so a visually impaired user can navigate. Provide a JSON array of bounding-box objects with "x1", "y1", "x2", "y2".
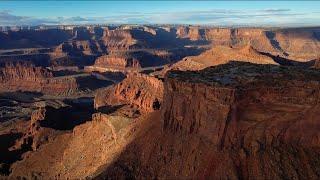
[
  {"x1": 95, "y1": 73, "x2": 163, "y2": 114},
  {"x1": 162, "y1": 62, "x2": 320, "y2": 178},
  {"x1": 94, "y1": 54, "x2": 141, "y2": 68},
  {"x1": 0, "y1": 64, "x2": 79, "y2": 95},
  {"x1": 102, "y1": 29, "x2": 137, "y2": 50},
  {"x1": 314, "y1": 58, "x2": 320, "y2": 69},
  {"x1": 101, "y1": 62, "x2": 320, "y2": 179},
  {"x1": 176, "y1": 26, "x2": 320, "y2": 60}
]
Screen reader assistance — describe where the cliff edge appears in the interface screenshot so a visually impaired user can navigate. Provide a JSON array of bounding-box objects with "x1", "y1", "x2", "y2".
[{"x1": 101, "y1": 61, "x2": 320, "y2": 179}]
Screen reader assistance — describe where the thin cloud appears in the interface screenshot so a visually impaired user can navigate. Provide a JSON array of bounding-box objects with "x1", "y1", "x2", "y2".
[
  {"x1": 0, "y1": 10, "x2": 58, "y2": 26},
  {"x1": 263, "y1": 8, "x2": 291, "y2": 13},
  {"x1": 0, "y1": 8, "x2": 318, "y2": 27}
]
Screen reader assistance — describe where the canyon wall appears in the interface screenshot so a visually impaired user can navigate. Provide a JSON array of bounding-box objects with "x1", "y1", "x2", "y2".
[
  {"x1": 176, "y1": 26, "x2": 320, "y2": 60},
  {"x1": 274, "y1": 28, "x2": 320, "y2": 60},
  {"x1": 54, "y1": 40, "x2": 106, "y2": 56},
  {"x1": 101, "y1": 62, "x2": 320, "y2": 179},
  {"x1": 102, "y1": 28, "x2": 138, "y2": 50},
  {"x1": 314, "y1": 59, "x2": 320, "y2": 69},
  {"x1": 160, "y1": 62, "x2": 320, "y2": 179},
  {"x1": 95, "y1": 73, "x2": 163, "y2": 114},
  {"x1": 0, "y1": 29, "x2": 73, "y2": 49},
  {"x1": 2, "y1": 26, "x2": 319, "y2": 68},
  {"x1": 165, "y1": 45, "x2": 277, "y2": 72},
  {"x1": 94, "y1": 54, "x2": 141, "y2": 69},
  {"x1": 0, "y1": 64, "x2": 76, "y2": 95},
  {"x1": 0, "y1": 64, "x2": 112, "y2": 96},
  {"x1": 3, "y1": 61, "x2": 320, "y2": 179}
]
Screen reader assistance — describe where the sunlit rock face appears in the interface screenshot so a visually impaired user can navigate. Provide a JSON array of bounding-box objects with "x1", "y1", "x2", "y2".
[
  {"x1": 176, "y1": 26, "x2": 320, "y2": 60},
  {"x1": 0, "y1": 63, "x2": 112, "y2": 96},
  {"x1": 100, "y1": 62, "x2": 320, "y2": 179},
  {"x1": 313, "y1": 58, "x2": 320, "y2": 69},
  {"x1": 95, "y1": 73, "x2": 163, "y2": 115},
  {"x1": 162, "y1": 44, "x2": 276, "y2": 73}
]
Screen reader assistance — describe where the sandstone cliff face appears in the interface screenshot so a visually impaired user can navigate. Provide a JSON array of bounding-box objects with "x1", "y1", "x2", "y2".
[
  {"x1": 143, "y1": 26, "x2": 157, "y2": 35},
  {"x1": 100, "y1": 62, "x2": 320, "y2": 179},
  {"x1": 163, "y1": 45, "x2": 276, "y2": 73},
  {"x1": 188, "y1": 27, "x2": 205, "y2": 41},
  {"x1": 50, "y1": 27, "x2": 150, "y2": 66},
  {"x1": 2, "y1": 25, "x2": 320, "y2": 179},
  {"x1": 9, "y1": 110, "x2": 154, "y2": 179},
  {"x1": 313, "y1": 59, "x2": 320, "y2": 69},
  {"x1": 160, "y1": 62, "x2": 320, "y2": 179},
  {"x1": 175, "y1": 26, "x2": 320, "y2": 61},
  {"x1": 1, "y1": 26, "x2": 319, "y2": 58},
  {"x1": 95, "y1": 73, "x2": 163, "y2": 115},
  {"x1": 204, "y1": 28, "x2": 231, "y2": 45},
  {"x1": 93, "y1": 49, "x2": 177, "y2": 70},
  {"x1": 102, "y1": 29, "x2": 137, "y2": 50},
  {"x1": 275, "y1": 28, "x2": 320, "y2": 60},
  {"x1": 94, "y1": 54, "x2": 141, "y2": 68},
  {"x1": 3, "y1": 62, "x2": 320, "y2": 179},
  {"x1": 73, "y1": 27, "x2": 92, "y2": 40},
  {"x1": 0, "y1": 29, "x2": 73, "y2": 49},
  {"x1": 176, "y1": 26, "x2": 190, "y2": 39},
  {"x1": 102, "y1": 27, "x2": 170, "y2": 50},
  {"x1": 13, "y1": 107, "x2": 57, "y2": 152},
  {"x1": 57, "y1": 113, "x2": 135, "y2": 179},
  {"x1": 177, "y1": 27, "x2": 276, "y2": 50},
  {"x1": 0, "y1": 64, "x2": 77, "y2": 95},
  {"x1": 54, "y1": 40, "x2": 106, "y2": 56},
  {"x1": 0, "y1": 64, "x2": 112, "y2": 96},
  {"x1": 0, "y1": 63, "x2": 53, "y2": 81},
  {"x1": 176, "y1": 26, "x2": 206, "y2": 41}
]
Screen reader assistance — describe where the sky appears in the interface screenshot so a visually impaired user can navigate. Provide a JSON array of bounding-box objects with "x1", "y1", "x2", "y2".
[{"x1": 0, "y1": 1, "x2": 319, "y2": 27}]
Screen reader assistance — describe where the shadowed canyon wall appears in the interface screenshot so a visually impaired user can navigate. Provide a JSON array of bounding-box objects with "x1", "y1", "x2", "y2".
[
  {"x1": 100, "y1": 62, "x2": 320, "y2": 179},
  {"x1": 0, "y1": 63, "x2": 112, "y2": 96}
]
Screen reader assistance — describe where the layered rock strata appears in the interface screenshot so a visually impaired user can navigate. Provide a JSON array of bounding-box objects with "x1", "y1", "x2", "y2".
[
  {"x1": 0, "y1": 64, "x2": 112, "y2": 96},
  {"x1": 94, "y1": 54, "x2": 141, "y2": 69},
  {"x1": 176, "y1": 27, "x2": 320, "y2": 60},
  {"x1": 163, "y1": 45, "x2": 276, "y2": 73},
  {"x1": 101, "y1": 62, "x2": 320, "y2": 179},
  {"x1": 95, "y1": 73, "x2": 163, "y2": 115}
]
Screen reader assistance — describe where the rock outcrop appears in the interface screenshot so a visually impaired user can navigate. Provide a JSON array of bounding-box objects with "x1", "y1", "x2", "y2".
[
  {"x1": 176, "y1": 26, "x2": 320, "y2": 61},
  {"x1": 0, "y1": 29, "x2": 73, "y2": 49},
  {"x1": 0, "y1": 63, "x2": 112, "y2": 96},
  {"x1": 274, "y1": 28, "x2": 320, "y2": 60},
  {"x1": 0, "y1": 64, "x2": 76, "y2": 95},
  {"x1": 2, "y1": 26, "x2": 319, "y2": 68},
  {"x1": 53, "y1": 40, "x2": 106, "y2": 56},
  {"x1": 100, "y1": 62, "x2": 320, "y2": 179},
  {"x1": 0, "y1": 63, "x2": 53, "y2": 81},
  {"x1": 102, "y1": 28, "x2": 138, "y2": 50},
  {"x1": 95, "y1": 73, "x2": 163, "y2": 115},
  {"x1": 313, "y1": 58, "x2": 320, "y2": 69},
  {"x1": 94, "y1": 54, "x2": 141, "y2": 69},
  {"x1": 3, "y1": 62, "x2": 320, "y2": 179},
  {"x1": 8, "y1": 110, "x2": 154, "y2": 179},
  {"x1": 176, "y1": 26, "x2": 205, "y2": 40},
  {"x1": 163, "y1": 45, "x2": 276, "y2": 72},
  {"x1": 93, "y1": 49, "x2": 178, "y2": 69}
]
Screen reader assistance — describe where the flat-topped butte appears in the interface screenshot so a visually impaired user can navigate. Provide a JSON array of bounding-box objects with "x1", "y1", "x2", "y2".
[{"x1": 167, "y1": 61, "x2": 320, "y2": 88}]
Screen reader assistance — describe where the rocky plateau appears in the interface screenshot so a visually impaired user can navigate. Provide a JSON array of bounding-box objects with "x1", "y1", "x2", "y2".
[{"x1": 0, "y1": 25, "x2": 320, "y2": 179}]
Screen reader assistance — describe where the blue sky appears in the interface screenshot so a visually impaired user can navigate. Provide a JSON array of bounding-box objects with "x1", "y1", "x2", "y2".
[{"x1": 0, "y1": 1, "x2": 319, "y2": 26}]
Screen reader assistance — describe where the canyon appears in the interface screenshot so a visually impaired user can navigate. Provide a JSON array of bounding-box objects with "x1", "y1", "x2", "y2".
[
  {"x1": 1, "y1": 26, "x2": 320, "y2": 69},
  {"x1": 0, "y1": 25, "x2": 320, "y2": 179},
  {"x1": 99, "y1": 62, "x2": 320, "y2": 179},
  {"x1": 0, "y1": 63, "x2": 113, "y2": 96}
]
